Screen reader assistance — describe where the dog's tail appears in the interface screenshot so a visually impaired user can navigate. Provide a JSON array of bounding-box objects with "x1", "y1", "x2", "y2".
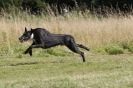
[{"x1": 77, "y1": 44, "x2": 90, "y2": 51}]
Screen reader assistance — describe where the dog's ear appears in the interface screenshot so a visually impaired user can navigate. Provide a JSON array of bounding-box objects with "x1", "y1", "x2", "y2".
[
  {"x1": 25, "y1": 27, "x2": 28, "y2": 32},
  {"x1": 30, "y1": 28, "x2": 33, "y2": 34}
]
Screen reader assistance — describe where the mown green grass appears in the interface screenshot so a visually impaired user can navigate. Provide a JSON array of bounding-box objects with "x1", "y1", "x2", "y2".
[{"x1": 0, "y1": 54, "x2": 133, "y2": 88}]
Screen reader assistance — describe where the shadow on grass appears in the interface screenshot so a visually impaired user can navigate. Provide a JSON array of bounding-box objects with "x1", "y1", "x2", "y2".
[
  {"x1": 0, "y1": 60, "x2": 67, "y2": 67},
  {"x1": 9, "y1": 62, "x2": 42, "y2": 66}
]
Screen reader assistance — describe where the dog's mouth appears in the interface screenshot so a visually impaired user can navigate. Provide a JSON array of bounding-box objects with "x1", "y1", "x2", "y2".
[{"x1": 19, "y1": 39, "x2": 24, "y2": 43}]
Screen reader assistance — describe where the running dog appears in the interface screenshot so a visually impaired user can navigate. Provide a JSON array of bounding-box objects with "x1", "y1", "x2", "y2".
[{"x1": 19, "y1": 27, "x2": 89, "y2": 62}]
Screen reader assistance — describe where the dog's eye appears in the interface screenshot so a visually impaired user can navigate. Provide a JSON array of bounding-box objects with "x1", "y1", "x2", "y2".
[{"x1": 24, "y1": 33, "x2": 28, "y2": 36}]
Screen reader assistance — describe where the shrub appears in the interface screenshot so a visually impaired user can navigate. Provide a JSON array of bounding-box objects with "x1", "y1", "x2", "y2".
[
  {"x1": 105, "y1": 44, "x2": 124, "y2": 55},
  {"x1": 45, "y1": 48, "x2": 72, "y2": 56},
  {"x1": 30, "y1": 47, "x2": 73, "y2": 57},
  {"x1": 21, "y1": 0, "x2": 46, "y2": 14},
  {"x1": 120, "y1": 42, "x2": 133, "y2": 53},
  {"x1": 94, "y1": 47, "x2": 106, "y2": 54},
  {"x1": 128, "y1": 46, "x2": 133, "y2": 53}
]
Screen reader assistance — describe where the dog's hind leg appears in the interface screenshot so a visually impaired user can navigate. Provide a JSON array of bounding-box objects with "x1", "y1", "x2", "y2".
[
  {"x1": 66, "y1": 44, "x2": 86, "y2": 62},
  {"x1": 65, "y1": 38, "x2": 86, "y2": 62}
]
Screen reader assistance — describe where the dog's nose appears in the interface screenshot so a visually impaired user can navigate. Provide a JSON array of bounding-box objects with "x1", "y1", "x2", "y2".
[{"x1": 19, "y1": 37, "x2": 21, "y2": 40}]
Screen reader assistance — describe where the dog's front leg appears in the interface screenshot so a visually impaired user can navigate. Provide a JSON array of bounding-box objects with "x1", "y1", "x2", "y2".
[
  {"x1": 24, "y1": 46, "x2": 32, "y2": 55},
  {"x1": 31, "y1": 44, "x2": 44, "y2": 48},
  {"x1": 24, "y1": 44, "x2": 44, "y2": 56},
  {"x1": 29, "y1": 49, "x2": 32, "y2": 56},
  {"x1": 24, "y1": 42, "x2": 36, "y2": 56}
]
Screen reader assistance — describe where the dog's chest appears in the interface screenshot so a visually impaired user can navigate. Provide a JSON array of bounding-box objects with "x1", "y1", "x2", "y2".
[
  {"x1": 30, "y1": 33, "x2": 36, "y2": 43},
  {"x1": 30, "y1": 33, "x2": 34, "y2": 39}
]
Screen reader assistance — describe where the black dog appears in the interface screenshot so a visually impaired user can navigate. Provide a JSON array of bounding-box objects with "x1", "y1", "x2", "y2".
[{"x1": 19, "y1": 27, "x2": 89, "y2": 62}]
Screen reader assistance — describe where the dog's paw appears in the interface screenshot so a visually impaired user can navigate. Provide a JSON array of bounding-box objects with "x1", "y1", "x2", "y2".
[
  {"x1": 29, "y1": 51, "x2": 32, "y2": 56},
  {"x1": 24, "y1": 51, "x2": 28, "y2": 54}
]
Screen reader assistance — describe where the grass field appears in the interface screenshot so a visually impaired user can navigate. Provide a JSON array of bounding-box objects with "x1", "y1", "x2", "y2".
[
  {"x1": 0, "y1": 54, "x2": 133, "y2": 88},
  {"x1": 1, "y1": 13, "x2": 133, "y2": 88}
]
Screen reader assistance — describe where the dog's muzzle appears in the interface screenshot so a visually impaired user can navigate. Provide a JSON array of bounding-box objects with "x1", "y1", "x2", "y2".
[{"x1": 19, "y1": 36, "x2": 31, "y2": 43}]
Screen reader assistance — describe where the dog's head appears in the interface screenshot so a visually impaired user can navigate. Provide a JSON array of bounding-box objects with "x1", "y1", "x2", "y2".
[{"x1": 19, "y1": 27, "x2": 33, "y2": 43}]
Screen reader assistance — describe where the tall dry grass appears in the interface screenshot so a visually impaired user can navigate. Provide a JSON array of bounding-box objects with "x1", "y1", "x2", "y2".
[{"x1": 0, "y1": 13, "x2": 133, "y2": 55}]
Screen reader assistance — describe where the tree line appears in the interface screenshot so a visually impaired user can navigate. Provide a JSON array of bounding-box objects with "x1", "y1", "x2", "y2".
[{"x1": 0, "y1": 0, "x2": 133, "y2": 15}]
